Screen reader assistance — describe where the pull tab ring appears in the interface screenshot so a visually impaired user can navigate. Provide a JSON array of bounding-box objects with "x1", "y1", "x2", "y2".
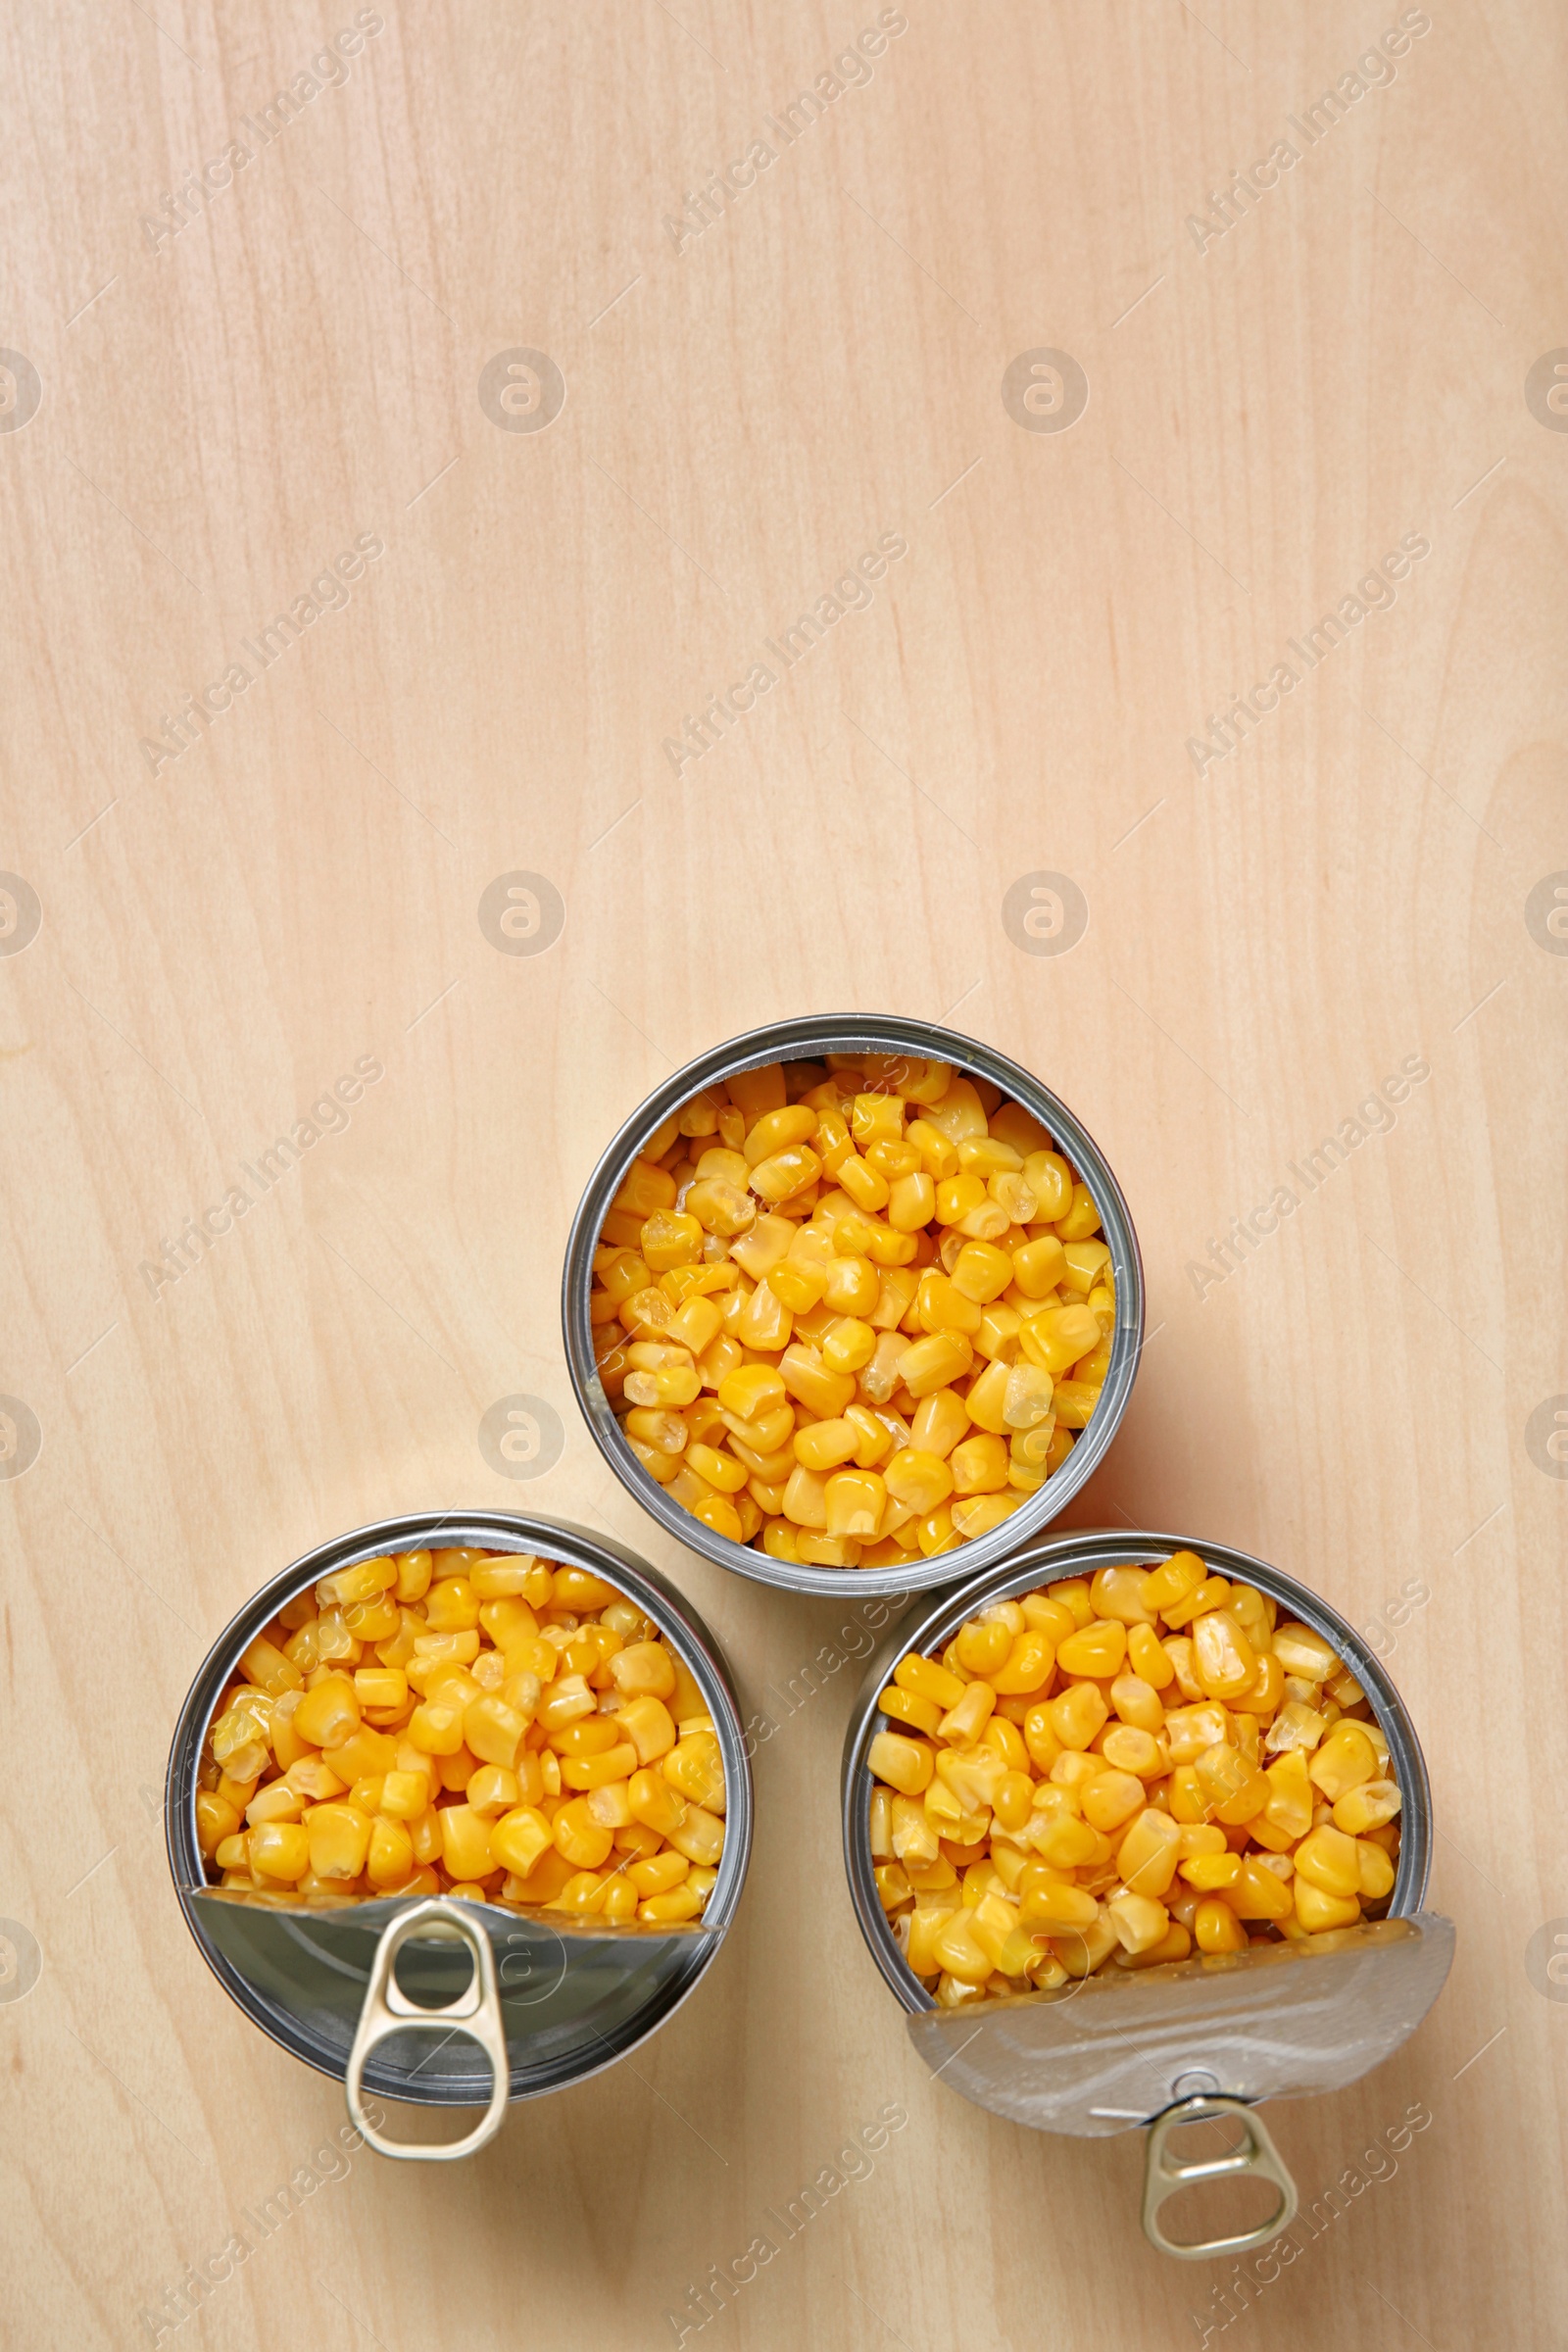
[
  {"x1": 346, "y1": 1898, "x2": 511, "y2": 2161},
  {"x1": 1142, "y1": 2092, "x2": 1298, "y2": 2260}
]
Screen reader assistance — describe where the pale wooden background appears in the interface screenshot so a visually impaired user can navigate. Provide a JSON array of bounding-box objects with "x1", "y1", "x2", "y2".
[{"x1": 2, "y1": 1, "x2": 1565, "y2": 2345}]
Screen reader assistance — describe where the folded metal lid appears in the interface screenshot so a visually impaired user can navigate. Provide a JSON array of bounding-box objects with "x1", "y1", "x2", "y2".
[
  {"x1": 905, "y1": 1912, "x2": 1454, "y2": 2137},
  {"x1": 192, "y1": 1887, "x2": 717, "y2": 2102}
]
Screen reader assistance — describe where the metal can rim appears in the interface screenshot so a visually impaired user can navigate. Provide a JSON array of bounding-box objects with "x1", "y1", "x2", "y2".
[
  {"x1": 561, "y1": 1014, "x2": 1145, "y2": 1597},
  {"x1": 838, "y1": 1525, "x2": 1434, "y2": 2016},
  {"x1": 166, "y1": 1509, "x2": 754, "y2": 2103}
]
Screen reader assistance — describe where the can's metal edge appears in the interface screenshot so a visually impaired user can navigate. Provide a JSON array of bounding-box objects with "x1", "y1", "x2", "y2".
[
  {"x1": 167, "y1": 1510, "x2": 754, "y2": 2106},
  {"x1": 561, "y1": 1015, "x2": 1145, "y2": 1598}
]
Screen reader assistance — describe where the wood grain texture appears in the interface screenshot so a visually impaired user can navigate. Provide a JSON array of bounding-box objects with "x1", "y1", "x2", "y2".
[{"x1": 2, "y1": 0, "x2": 1565, "y2": 2344}]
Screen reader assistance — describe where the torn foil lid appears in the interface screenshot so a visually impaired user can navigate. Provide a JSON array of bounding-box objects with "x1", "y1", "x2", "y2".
[{"x1": 905, "y1": 1912, "x2": 1454, "y2": 2137}]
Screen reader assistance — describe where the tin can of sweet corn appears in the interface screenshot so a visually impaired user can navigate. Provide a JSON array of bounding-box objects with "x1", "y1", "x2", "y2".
[
  {"x1": 167, "y1": 1511, "x2": 753, "y2": 2161},
  {"x1": 840, "y1": 1528, "x2": 1453, "y2": 2257},
  {"x1": 562, "y1": 1015, "x2": 1145, "y2": 1598}
]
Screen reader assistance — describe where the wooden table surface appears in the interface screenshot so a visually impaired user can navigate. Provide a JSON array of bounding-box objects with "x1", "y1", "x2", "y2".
[{"x1": 4, "y1": 1, "x2": 1565, "y2": 2345}]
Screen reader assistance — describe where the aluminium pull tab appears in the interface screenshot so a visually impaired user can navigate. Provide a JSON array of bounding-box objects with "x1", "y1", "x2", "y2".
[
  {"x1": 346, "y1": 1897, "x2": 510, "y2": 2161},
  {"x1": 1142, "y1": 2092, "x2": 1298, "y2": 2260}
]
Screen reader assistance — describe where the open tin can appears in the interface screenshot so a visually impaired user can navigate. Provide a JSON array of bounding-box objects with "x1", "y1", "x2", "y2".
[
  {"x1": 840, "y1": 1528, "x2": 1453, "y2": 2256},
  {"x1": 167, "y1": 1512, "x2": 752, "y2": 2161},
  {"x1": 562, "y1": 1015, "x2": 1145, "y2": 1598}
]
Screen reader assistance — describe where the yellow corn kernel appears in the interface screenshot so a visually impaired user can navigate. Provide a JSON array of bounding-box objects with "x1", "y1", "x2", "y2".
[
  {"x1": 779, "y1": 1344, "x2": 858, "y2": 1419},
  {"x1": 250, "y1": 1822, "x2": 312, "y2": 1883},
  {"x1": 895, "y1": 1653, "x2": 967, "y2": 1711},
  {"x1": 405, "y1": 1700, "x2": 466, "y2": 1757},
  {"x1": 560, "y1": 1742, "x2": 639, "y2": 1791},
  {"x1": 880, "y1": 1449, "x2": 953, "y2": 1522},
  {"x1": 1050, "y1": 1380, "x2": 1101, "y2": 1430},
  {"x1": 451, "y1": 1695, "x2": 522, "y2": 1771},
  {"x1": 1294, "y1": 1877, "x2": 1361, "y2": 1933},
  {"x1": 750, "y1": 1144, "x2": 822, "y2": 1203},
  {"x1": 1050, "y1": 1683, "x2": 1108, "y2": 1751},
  {"x1": 246, "y1": 1781, "x2": 304, "y2": 1825},
  {"x1": 1056, "y1": 1619, "x2": 1128, "y2": 1679},
  {"x1": 615, "y1": 1693, "x2": 677, "y2": 1766},
  {"x1": 904, "y1": 1392, "x2": 965, "y2": 1464},
  {"x1": 1081, "y1": 1770, "x2": 1147, "y2": 1834},
  {"x1": 1293, "y1": 1824, "x2": 1361, "y2": 1898},
  {"x1": 790, "y1": 1418, "x2": 857, "y2": 1473},
  {"x1": 293, "y1": 1675, "x2": 360, "y2": 1750},
  {"x1": 1308, "y1": 1721, "x2": 1379, "y2": 1798},
  {"x1": 306, "y1": 1802, "x2": 371, "y2": 1882},
  {"x1": 1192, "y1": 1609, "x2": 1258, "y2": 1700},
  {"x1": 765, "y1": 1255, "x2": 828, "y2": 1316},
  {"x1": 604, "y1": 1642, "x2": 672, "y2": 1703},
  {"x1": 1139, "y1": 1549, "x2": 1204, "y2": 1613},
  {"x1": 935, "y1": 1673, "x2": 996, "y2": 1743},
  {"x1": 971, "y1": 1304, "x2": 1021, "y2": 1368},
  {"x1": 948, "y1": 1240, "x2": 1011, "y2": 1304},
  {"x1": 482, "y1": 1805, "x2": 550, "y2": 1877},
  {"x1": 1011, "y1": 1235, "x2": 1068, "y2": 1299},
  {"x1": 957, "y1": 1358, "x2": 1007, "y2": 1437},
  {"x1": 679, "y1": 1443, "x2": 744, "y2": 1495},
  {"x1": 1193, "y1": 1896, "x2": 1247, "y2": 1953},
  {"x1": 876, "y1": 1694, "x2": 939, "y2": 1749},
  {"x1": 1105, "y1": 1892, "x2": 1169, "y2": 1955},
  {"x1": 1272, "y1": 1622, "x2": 1339, "y2": 1682},
  {"x1": 1180, "y1": 1851, "x2": 1243, "y2": 1891},
  {"x1": 374, "y1": 1770, "x2": 425, "y2": 1825},
  {"x1": 1195, "y1": 1742, "x2": 1269, "y2": 1825},
  {"x1": 898, "y1": 1331, "x2": 975, "y2": 1397},
  {"x1": 1228, "y1": 1857, "x2": 1294, "y2": 1922},
  {"x1": 882, "y1": 1171, "x2": 934, "y2": 1231},
  {"x1": 195, "y1": 1790, "x2": 241, "y2": 1857},
  {"x1": 1115, "y1": 1808, "x2": 1183, "y2": 1899},
  {"x1": 949, "y1": 1433, "x2": 1008, "y2": 1495},
  {"x1": 662, "y1": 1732, "x2": 726, "y2": 1812},
  {"x1": 241, "y1": 1636, "x2": 304, "y2": 1697},
  {"x1": 930, "y1": 1910, "x2": 999, "y2": 1984},
  {"x1": 665, "y1": 1803, "x2": 725, "y2": 1867},
  {"x1": 716, "y1": 1363, "x2": 786, "y2": 1423},
  {"x1": 1230, "y1": 1653, "x2": 1287, "y2": 1717},
  {"x1": 1332, "y1": 1778, "x2": 1401, "y2": 1837},
  {"x1": 353, "y1": 1666, "x2": 409, "y2": 1717},
  {"x1": 553, "y1": 1797, "x2": 613, "y2": 1870},
  {"x1": 868, "y1": 1731, "x2": 935, "y2": 1795},
  {"x1": 1108, "y1": 1672, "x2": 1164, "y2": 1734},
  {"x1": 1355, "y1": 1839, "x2": 1396, "y2": 1899},
  {"x1": 820, "y1": 1467, "x2": 883, "y2": 1539},
  {"x1": 364, "y1": 1815, "x2": 415, "y2": 1888},
  {"x1": 988, "y1": 1629, "x2": 1053, "y2": 1696},
  {"x1": 1017, "y1": 1303, "x2": 1101, "y2": 1378},
  {"x1": 1097, "y1": 1726, "x2": 1162, "y2": 1781}
]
